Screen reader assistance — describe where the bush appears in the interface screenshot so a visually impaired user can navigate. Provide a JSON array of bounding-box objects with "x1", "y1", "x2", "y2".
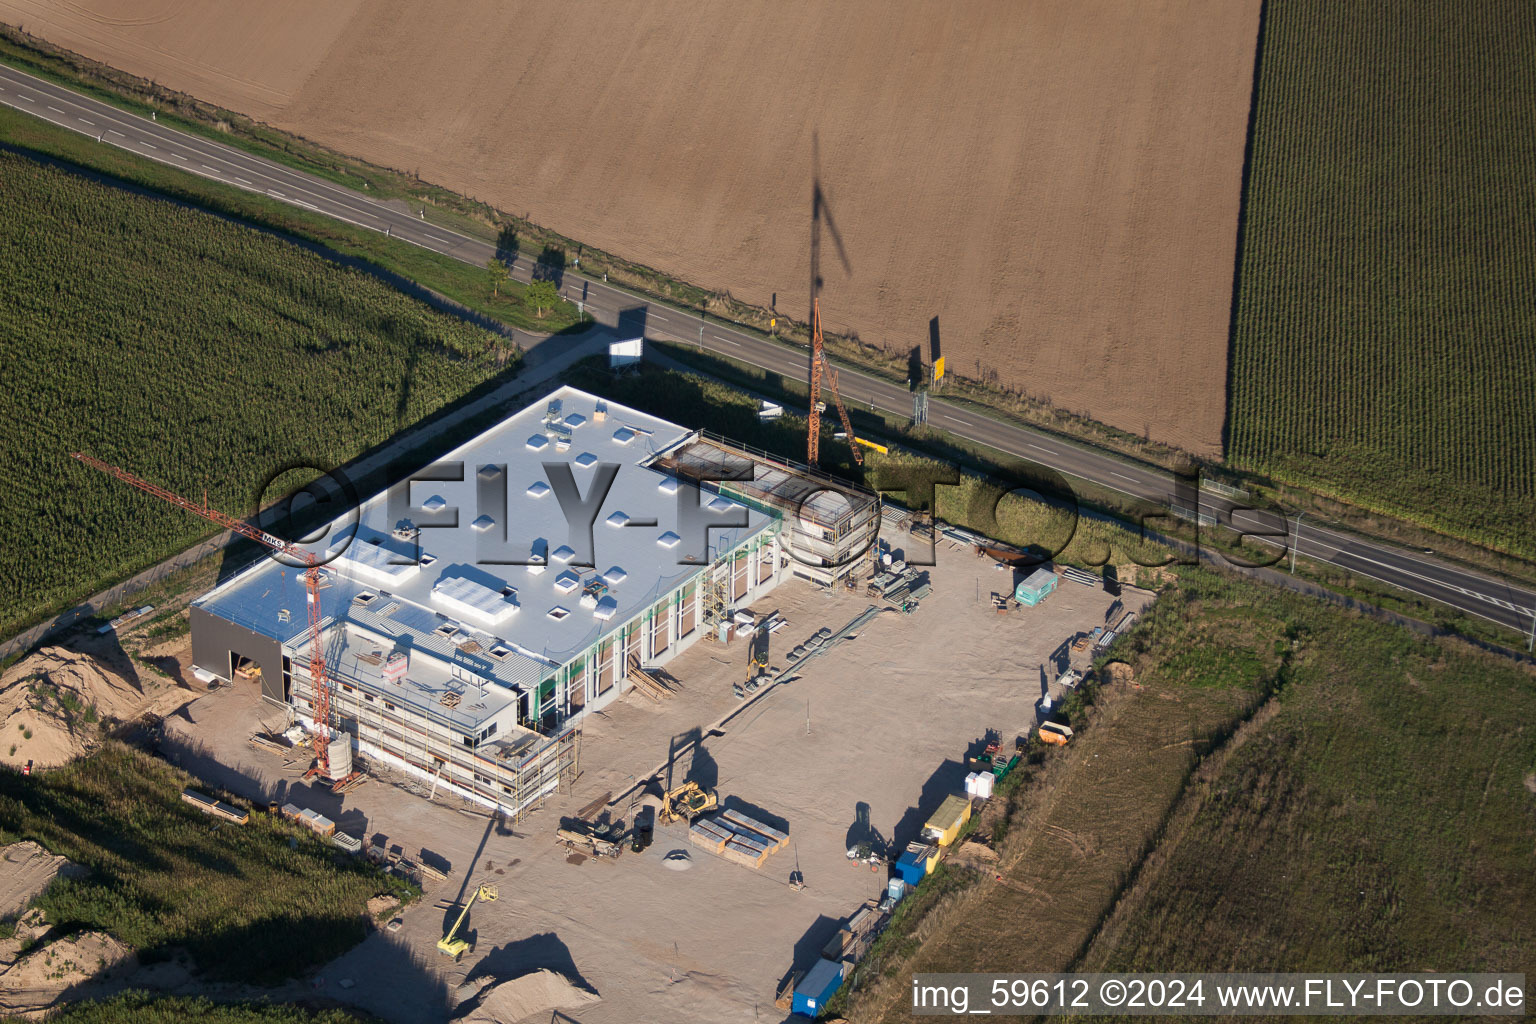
[{"x1": 0, "y1": 743, "x2": 418, "y2": 984}]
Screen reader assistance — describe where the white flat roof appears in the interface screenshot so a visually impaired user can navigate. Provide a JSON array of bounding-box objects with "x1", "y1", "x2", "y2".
[{"x1": 194, "y1": 386, "x2": 775, "y2": 718}]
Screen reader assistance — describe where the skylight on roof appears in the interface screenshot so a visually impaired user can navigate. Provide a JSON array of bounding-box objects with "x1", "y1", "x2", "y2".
[
  {"x1": 707, "y1": 495, "x2": 737, "y2": 512},
  {"x1": 471, "y1": 514, "x2": 495, "y2": 532},
  {"x1": 422, "y1": 495, "x2": 448, "y2": 512},
  {"x1": 527, "y1": 480, "x2": 551, "y2": 497},
  {"x1": 477, "y1": 465, "x2": 502, "y2": 481},
  {"x1": 547, "y1": 606, "x2": 571, "y2": 621},
  {"x1": 552, "y1": 544, "x2": 576, "y2": 563},
  {"x1": 657, "y1": 531, "x2": 681, "y2": 548},
  {"x1": 574, "y1": 452, "x2": 598, "y2": 468},
  {"x1": 612, "y1": 427, "x2": 635, "y2": 445},
  {"x1": 658, "y1": 478, "x2": 679, "y2": 495},
  {"x1": 593, "y1": 595, "x2": 618, "y2": 621},
  {"x1": 565, "y1": 412, "x2": 587, "y2": 428},
  {"x1": 526, "y1": 434, "x2": 550, "y2": 450},
  {"x1": 602, "y1": 566, "x2": 628, "y2": 585},
  {"x1": 553, "y1": 570, "x2": 580, "y2": 594},
  {"x1": 605, "y1": 510, "x2": 630, "y2": 527}
]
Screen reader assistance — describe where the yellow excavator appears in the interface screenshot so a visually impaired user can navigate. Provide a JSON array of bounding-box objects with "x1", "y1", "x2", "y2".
[
  {"x1": 656, "y1": 781, "x2": 718, "y2": 826},
  {"x1": 437, "y1": 883, "x2": 498, "y2": 960}
]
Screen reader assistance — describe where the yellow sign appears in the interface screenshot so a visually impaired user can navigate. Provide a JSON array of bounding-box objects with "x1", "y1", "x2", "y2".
[{"x1": 933, "y1": 356, "x2": 946, "y2": 381}]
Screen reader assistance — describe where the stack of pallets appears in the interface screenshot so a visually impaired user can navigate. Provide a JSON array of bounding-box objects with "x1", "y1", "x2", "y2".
[{"x1": 688, "y1": 808, "x2": 789, "y2": 870}]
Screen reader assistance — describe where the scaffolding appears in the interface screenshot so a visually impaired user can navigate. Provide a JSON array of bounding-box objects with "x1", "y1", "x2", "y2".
[{"x1": 291, "y1": 651, "x2": 580, "y2": 822}]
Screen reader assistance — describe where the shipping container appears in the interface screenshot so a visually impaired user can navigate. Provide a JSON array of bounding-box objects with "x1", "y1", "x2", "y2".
[{"x1": 792, "y1": 958, "x2": 844, "y2": 1017}]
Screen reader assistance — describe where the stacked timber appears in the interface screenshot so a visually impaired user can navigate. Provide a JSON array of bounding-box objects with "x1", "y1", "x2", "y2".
[
  {"x1": 721, "y1": 832, "x2": 772, "y2": 869},
  {"x1": 691, "y1": 810, "x2": 789, "y2": 870},
  {"x1": 625, "y1": 655, "x2": 673, "y2": 701},
  {"x1": 719, "y1": 808, "x2": 789, "y2": 852},
  {"x1": 180, "y1": 788, "x2": 250, "y2": 824},
  {"x1": 689, "y1": 818, "x2": 734, "y2": 853}
]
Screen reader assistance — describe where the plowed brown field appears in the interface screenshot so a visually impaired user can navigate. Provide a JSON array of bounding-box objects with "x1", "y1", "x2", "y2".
[{"x1": 0, "y1": 0, "x2": 1260, "y2": 455}]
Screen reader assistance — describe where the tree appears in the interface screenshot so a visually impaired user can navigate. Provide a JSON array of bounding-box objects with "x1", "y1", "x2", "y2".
[
  {"x1": 526, "y1": 279, "x2": 558, "y2": 318},
  {"x1": 486, "y1": 257, "x2": 509, "y2": 298}
]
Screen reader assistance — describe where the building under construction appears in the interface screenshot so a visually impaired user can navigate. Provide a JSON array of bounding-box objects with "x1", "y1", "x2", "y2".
[
  {"x1": 188, "y1": 387, "x2": 874, "y2": 817},
  {"x1": 650, "y1": 432, "x2": 880, "y2": 586}
]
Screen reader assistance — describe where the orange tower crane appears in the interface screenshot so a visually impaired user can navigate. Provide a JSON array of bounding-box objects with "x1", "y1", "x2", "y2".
[
  {"x1": 71, "y1": 453, "x2": 354, "y2": 787},
  {"x1": 806, "y1": 299, "x2": 863, "y2": 468}
]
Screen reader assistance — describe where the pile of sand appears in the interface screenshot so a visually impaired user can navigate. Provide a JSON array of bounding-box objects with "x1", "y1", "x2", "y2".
[
  {"x1": 456, "y1": 969, "x2": 600, "y2": 1024},
  {"x1": 0, "y1": 843, "x2": 83, "y2": 922},
  {"x1": 0, "y1": 929, "x2": 133, "y2": 1016},
  {"x1": 0, "y1": 645, "x2": 193, "y2": 770},
  {"x1": 1103, "y1": 662, "x2": 1137, "y2": 687}
]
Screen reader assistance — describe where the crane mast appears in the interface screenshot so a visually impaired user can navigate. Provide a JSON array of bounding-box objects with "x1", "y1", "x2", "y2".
[
  {"x1": 805, "y1": 299, "x2": 863, "y2": 468},
  {"x1": 71, "y1": 452, "x2": 338, "y2": 778}
]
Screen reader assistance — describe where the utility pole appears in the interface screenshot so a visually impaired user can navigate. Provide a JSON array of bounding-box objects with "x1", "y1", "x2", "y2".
[{"x1": 1290, "y1": 512, "x2": 1306, "y2": 574}]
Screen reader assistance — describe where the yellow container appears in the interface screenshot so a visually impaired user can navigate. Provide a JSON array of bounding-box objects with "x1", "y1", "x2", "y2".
[{"x1": 923, "y1": 794, "x2": 972, "y2": 847}]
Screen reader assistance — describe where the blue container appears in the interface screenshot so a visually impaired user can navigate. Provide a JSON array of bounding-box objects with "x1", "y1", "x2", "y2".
[
  {"x1": 793, "y1": 958, "x2": 844, "y2": 1017},
  {"x1": 896, "y1": 849, "x2": 927, "y2": 887}
]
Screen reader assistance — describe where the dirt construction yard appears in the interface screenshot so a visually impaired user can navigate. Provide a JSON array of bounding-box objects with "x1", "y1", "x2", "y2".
[
  {"x1": 0, "y1": 0, "x2": 1258, "y2": 456},
  {"x1": 145, "y1": 538, "x2": 1148, "y2": 1023}
]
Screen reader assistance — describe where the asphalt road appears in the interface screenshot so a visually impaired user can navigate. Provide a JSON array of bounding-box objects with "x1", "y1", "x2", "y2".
[{"x1": 3, "y1": 62, "x2": 1532, "y2": 639}]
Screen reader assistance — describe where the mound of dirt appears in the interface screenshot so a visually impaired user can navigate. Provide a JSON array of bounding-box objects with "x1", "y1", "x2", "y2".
[
  {"x1": 0, "y1": 646, "x2": 194, "y2": 770},
  {"x1": 0, "y1": 843, "x2": 83, "y2": 922},
  {"x1": 0, "y1": 930, "x2": 134, "y2": 1016},
  {"x1": 1104, "y1": 662, "x2": 1136, "y2": 687},
  {"x1": 456, "y1": 969, "x2": 600, "y2": 1024}
]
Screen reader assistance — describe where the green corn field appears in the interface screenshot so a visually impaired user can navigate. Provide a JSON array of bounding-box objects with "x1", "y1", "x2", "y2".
[
  {"x1": 0, "y1": 154, "x2": 508, "y2": 638},
  {"x1": 1229, "y1": 0, "x2": 1536, "y2": 558}
]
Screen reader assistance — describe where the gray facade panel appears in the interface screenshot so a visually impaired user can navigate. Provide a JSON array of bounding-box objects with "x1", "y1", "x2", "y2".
[{"x1": 191, "y1": 605, "x2": 285, "y2": 703}]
